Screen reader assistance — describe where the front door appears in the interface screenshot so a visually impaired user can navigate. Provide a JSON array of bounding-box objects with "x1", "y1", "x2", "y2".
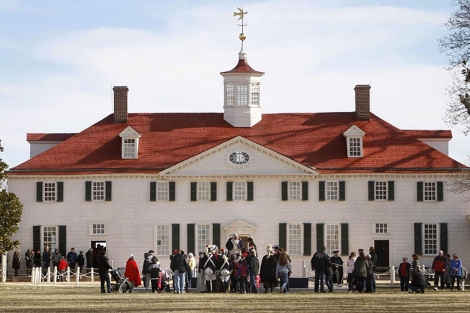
[{"x1": 374, "y1": 240, "x2": 389, "y2": 267}]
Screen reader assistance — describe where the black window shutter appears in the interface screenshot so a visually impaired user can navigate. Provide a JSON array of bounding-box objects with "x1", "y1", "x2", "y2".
[
  {"x1": 303, "y1": 223, "x2": 311, "y2": 256},
  {"x1": 341, "y1": 223, "x2": 349, "y2": 256},
  {"x1": 247, "y1": 182, "x2": 254, "y2": 201},
  {"x1": 210, "y1": 182, "x2": 217, "y2": 201},
  {"x1": 437, "y1": 181, "x2": 444, "y2": 201},
  {"x1": 388, "y1": 181, "x2": 395, "y2": 201},
  {"x1": 414, "y1": 223, "x2": 422, "y2": 255},
  {"x1": 279, "y1": 223, "x2": 287, "y2": 250},
  {"x1": 172, "y1": 224, "x2": 180, "y2": 251},
  {"x1": 57, "y1": 182, "x2": 64, "y2": 202},
  {"x1": 417, "y1": 182, "x2": 423, "y2": 202},
  {"x1": 212, "y1": 223, "x2": 221, "y2": 248},
  {"x1": 33, "y1": 225, "x2": 41, "y2": 252},
  {"x1": 190, "y1": 182, "x2": 197, "y2": 201},
  {"x1": 316, "y1": 223, "x2": 324, "y2": 252},
  {"x1": 58, "y1": 225, "x2": 66, "y2": 255},
  {"x1": 105, "y1": 181, "x2": 112, "y2": 201},
  {"x1": 150, "y1": 182, "x2": 156, "y2": 201},
  {"x1": 281, "y1": 182, "x2": 288, "y2": 201},
  {"x1": 302, "y1": 181, "x2": 309, "y2": 201},
  {"x1": 226, "y1": 182, "x2": 233, "y2": 201},
  {"x1": 368, "y1": 181, "x2": 375, "y2": 201},
  {"x1": 187, "y1": 224, "x2": 195, "y2": 254},
  {"x1": 319, "y1": 181, "x2": 325, "y2": 201},
  {"x1": 36, "y1": 182, "x2": 43, "y2": 202},
  {"x1": 440, "y1": 223, "x2": 448, "y2": 253},
  {"x1": 85, "y1": 181, "x2": 92, "y2": 201},
  {"x1": 169, "y1": 181, "x2": 176, "y2": 201},
  {"x1": 339, "y1": 181, "x2": 346, "y2": 201}
]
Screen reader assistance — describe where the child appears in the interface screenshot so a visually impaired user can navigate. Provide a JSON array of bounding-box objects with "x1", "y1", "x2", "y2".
[
  {"x1": 148, "y1": 256, "x2": 160, "y2": 293},
  {"x1": 238, "y1": 259, "x2": 250, "y2": 293},
  {"x1": 58, "y1": 256, "x2": 68, "y2": 281},
  {"x1": 398, "y1": 257, "x2": 411, "y2": 291}
]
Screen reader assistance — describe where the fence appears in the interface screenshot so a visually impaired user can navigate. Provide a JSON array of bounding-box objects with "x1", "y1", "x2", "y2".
[{"x1": 30, "y1": 266, "x2": 99, "y2": 285}]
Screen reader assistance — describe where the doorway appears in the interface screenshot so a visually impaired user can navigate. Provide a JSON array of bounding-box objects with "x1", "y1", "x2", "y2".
[
  {"x1": 91, "y1": 241, "x2": 107, "y2": 268},
  {"x1": 374, "y1": 240, "x2": 389, "y2": 267}
]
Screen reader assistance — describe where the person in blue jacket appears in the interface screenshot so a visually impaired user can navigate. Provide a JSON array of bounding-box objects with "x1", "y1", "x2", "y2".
[{"x1": 449, "y1": 253, "x2": 463, "y2": 290}]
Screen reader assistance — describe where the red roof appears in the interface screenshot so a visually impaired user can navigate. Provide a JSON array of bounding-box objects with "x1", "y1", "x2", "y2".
[
  {"x1": 220, "y1": 58, "x2": 264, "y2": 74},
  {"x1": 27, "y1": 133, "x2": 77, "y2": 141},
  {"x1": 9, "y1": 112, "x2": 466, "y2": 175},
  {"x1": 403, "y1": 130, "x2": 452, "y2": 139}
]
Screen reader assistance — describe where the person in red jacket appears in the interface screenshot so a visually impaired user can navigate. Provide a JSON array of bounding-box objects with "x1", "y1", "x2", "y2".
[
  {"x1": 432, "y1": 250, "x2": 447, "y2": 291},
  {"x1": 58, "y1": 256, "x2": 68, "y2": 281},
  {"x1": 125, "y1": 254, "x2": 141, "y2": 288},
  {"x1": 398, "y1": 257, "x2": 411, "y2": 291}
]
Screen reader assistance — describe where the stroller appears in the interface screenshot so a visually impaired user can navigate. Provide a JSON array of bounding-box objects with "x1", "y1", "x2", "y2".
[
  {"x1": 158, "y1": 268, "x2": 172, "y2": 293},
  {"x1": 110, "y1": 267, "x2": 134, "y2": 293}
]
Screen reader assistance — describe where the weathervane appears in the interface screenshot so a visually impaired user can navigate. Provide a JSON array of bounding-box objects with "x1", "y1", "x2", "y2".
[{"x1": 233, "y1": 7, "x2": 248, "y2": 43}]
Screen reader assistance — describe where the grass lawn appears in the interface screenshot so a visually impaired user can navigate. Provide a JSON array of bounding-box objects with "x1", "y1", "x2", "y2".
[{"x1": 1, "y1": 284, "x2": 470, "y2": 312}]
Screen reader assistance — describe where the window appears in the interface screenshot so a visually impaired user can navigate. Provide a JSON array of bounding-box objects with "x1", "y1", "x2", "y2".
[
  {"x1": 288, "y1": 224, "x2": 302, "y2": 255},
  {"x1": 375, "y1": 181, "x2": 387, "y2": 200},
  {"x1": 198, "y1": 182, "x2": 210, "y2": 201},
  {"x1": 226, "y1": 84, "x2": 234, "y2": 106},
  {"x1": 325, "y1": 224, "x2": 340, "y2": 253},
  {"x1": 92, "y1": 223, "x2": 105, "y2": 235},
  {"x1": 233, "y1": 182, "x2": 246, "y2": 200},
  {"x1": 424, "y1": 223, "x2": 438, "y2": 255},
  {"x1": 156, "y1": 182, "x2": 169, "y2": 201},
  {"x1": 375, "y1": 223, "x2": 388, "y2": 234},
  {"x1": 197, "y1": 224, "x2": 211, "y2": 254},
  {"x1": 424, "y1": 182, "x2": 437, "y2": 201},
  {"x1": 348, "y1": 137, "x2": 362, "y2": 157},
  {"x1": 155, "y1": 225, "x2": 170, "y2": 256},
  {"x1": 123, "y1": 139, "x2": 136, "y2": 158},
  {"x1": 43, "y1": 226, "x2": 57, "y2": 251},
  {"x1": 93, "y1": 182, "x2": 105, "y2": 201},
  {"x1": 237, "y1": 85, "x2": 248, "y2": 106},
  {"x1": 288, "y1": 182, "x2": 301, "y2": 200},
  {"x1": 44, "y1": 183, "x2": 57, "y2": 202},
  {"x1": 251, "y1": 82, "x2": 260, "y2": 106},
  {"x1": 326, "y1": 181, "x2": 338, "y2": 201}
]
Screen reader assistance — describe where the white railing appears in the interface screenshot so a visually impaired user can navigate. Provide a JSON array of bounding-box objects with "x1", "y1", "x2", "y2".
[{"x1": 31, "y1": 267, "x2": 98, "y2": 285}]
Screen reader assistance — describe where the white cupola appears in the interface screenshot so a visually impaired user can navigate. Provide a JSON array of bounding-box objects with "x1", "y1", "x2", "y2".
[{"x1": 221, "y1": 8, "x2": 264, "y2": 128}]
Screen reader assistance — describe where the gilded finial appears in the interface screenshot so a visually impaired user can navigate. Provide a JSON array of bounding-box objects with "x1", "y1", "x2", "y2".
[{"x1": 233, "y1": 7, "x2": 247, "y2": 42}]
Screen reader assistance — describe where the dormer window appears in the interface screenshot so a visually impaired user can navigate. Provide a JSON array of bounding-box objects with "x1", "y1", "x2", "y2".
[
  {"x1": 119, "y1": 126, "x2": 141, "y2": 159},
  {"x1": 343, "y1": 125, "x2": 365, "y2": 158}
]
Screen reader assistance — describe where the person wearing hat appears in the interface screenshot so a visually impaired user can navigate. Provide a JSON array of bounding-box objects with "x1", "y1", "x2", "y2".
[
  {"x1": 398, "y1": 257, "x2": 411, "y2": 291},
  {"x1": 226, "y1": 233, "x2": 243, "y2": 258},
  {"x1": 246, "y1": 248, "x2": 260, "y2": 293},
  {"x1": 330, "y1": 250, "x2": 344, "y2": 287},
  {"x1": 260, "y1": 244, "x2": 277, "y2": 293},
  {"x1": 125, "y1": 254, "x2": 141, "y2": 288}
]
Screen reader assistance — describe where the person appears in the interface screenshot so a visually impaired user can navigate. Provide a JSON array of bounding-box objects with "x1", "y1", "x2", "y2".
[
  {"x1": 449, "y1": 253, "x2": 463, "y2": 291},
  {"x1": 218, "y1": 251, "x2": 232, "y2": 293},
  {"x1": 25, "y1": 249, "x2": 33, "y2": 276},
  {"x1": 34, "y1": 249, "x2": 42, "y2": 268},
  {"x1": 77, "y1": 251, "x2": 85, "y2": 272},
  {"x1": 58, "y1": 256, "x2": 68, "y2": 281},
  {"x1": 238, "y1": 258, "x2": 250, "y2": 293},
  {"x1": 42, "y1": 246, "x2": 51, "y2": 271},
  {"x1": 51, "y1": 248, "x2": 61, "y2": 270},
  {"x1": 330, "y1": 250, "x2": 344, "y2": 287},
  {"x1": 369, "y1": 247, "x2": 377, "y2": 291},
  {"x1": 260, "y1": 244, "x2": 277, "y2": 293},
  {"x1": 398, "y1": 257, "x2": 411, "y2": 291},
  {"x1": 170, "y1": 248, "x2": 188, "y2": 294},
  {"x1": 226, "y1": 233, "x2": 243, "y2": 258},
  {"x1": 247, "y1": 237, "x2": 258, "y2": 257},
  {"x1": 346, "y1": 252, "x2": 357, "y2": 292},
  {"x1": 196, "y1": 252, "x2": 207, "y2": 293},
  {"x1": 98, "y1": 250, "x2": 113, "y2": 293},
  {"x1": 12, "y1": 249, "x2": 20, "y2": 276},
  {"x1": 148, "y1": 256, "x2": 160, "y2": 293},
  {"x1": 460, "y1": 266, "x2": 467, "y2": 291},
  {"x1": 411, "y1": 253, "x2": 420, "y2": 272},
  {"x1": 144, "y1": 250, "x2": 155, "y2": 290},
  {"x1": 125, "y1": 254, "x2": 141, "y2": 288},
  {"x1": 431, "y1": 250, "x2": 447, "y2": 291},
  {"x1": 230, "y1": 254, "x2": 239, "y2": 293},
  {"x1": 311, "y1": 246, "x2": 329, "y2": 293},
  {"x1": 67, "y1": 248, "x2": 78, "y2": 270},
  {"x1": 444, "y1": 253, "x2": 452, "y2": 289},
  {"x1": 273, "y1": 245, "x2": 281, "y2": 262},
  {"x1": 187, "y1": 252, "x2": 196, "y2": 281},
  {"x1": 354, "y1": 250, "x2": 369, "y2": 293},
  {"x1": 408, "y1": 268, "x2": 427, "y2": 293},
  {"x1": 142, "y1": 252, "x2": 149, "y2": 290},
  {"x1": 365, "y1": 254, "x2": 375, "y2": 293},
  {"x1": 276, "y1": 252, "x2": 292, "y2": 294},
  {"x1": 86, "y1": 248, "x2": 94, "y2": 270},
  {"x1": 247, "y1": 248, "x2": 260, "y2": 293},
  {"x1": 203, "y1": 246, "x2": 218, "y2": 293}
]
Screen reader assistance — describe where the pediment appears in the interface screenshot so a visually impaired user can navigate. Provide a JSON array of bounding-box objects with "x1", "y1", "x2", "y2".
[
  {"x1": 119, "y1": 126, "x2": 141, "y2": 138},
  {"x1": 159, "y1": 136, "x2": 318, "y2": 177},
  {"x1": 343, "y1": 125, "x2": 365, "y2": 137},
  {"x1": 224, "y1": 219, "x2": 257, "y2": 237}
]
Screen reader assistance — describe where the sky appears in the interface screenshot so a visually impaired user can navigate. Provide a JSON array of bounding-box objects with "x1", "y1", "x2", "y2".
[{"x1": 0, "y1": 0, "x2": 469, "y2": 168}]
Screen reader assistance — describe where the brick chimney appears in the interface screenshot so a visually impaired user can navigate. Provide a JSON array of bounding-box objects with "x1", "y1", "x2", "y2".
[
  {"x1": 113, "y1": 86, "x2": 128, "y2": 123},
  {"x1": 354, "y1": 85, "x2": 371, "y2": 121}
]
